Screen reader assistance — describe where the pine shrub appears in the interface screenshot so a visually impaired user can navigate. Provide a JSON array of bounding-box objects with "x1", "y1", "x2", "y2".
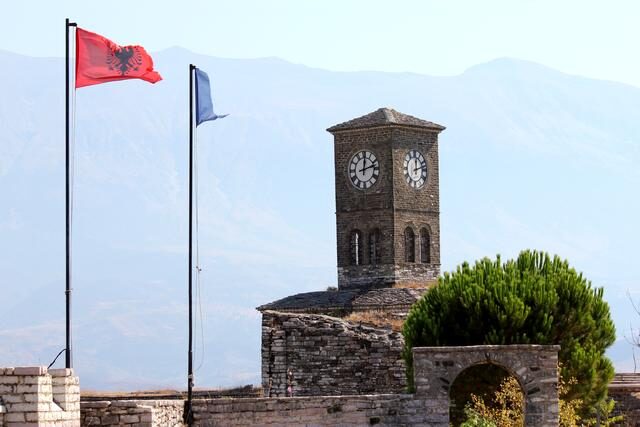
[{"x1": 402, "y1": 250, "x2": 616, "y2": 411}]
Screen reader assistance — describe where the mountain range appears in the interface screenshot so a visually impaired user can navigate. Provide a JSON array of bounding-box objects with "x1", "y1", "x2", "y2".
[{"x1": 0, "y1": 47, "x2": 639, "y2": 389}]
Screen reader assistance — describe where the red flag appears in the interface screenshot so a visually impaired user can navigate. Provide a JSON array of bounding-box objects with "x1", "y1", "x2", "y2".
[{"x1": 75, "y1": 28, "x2": 162, "y2": 88}]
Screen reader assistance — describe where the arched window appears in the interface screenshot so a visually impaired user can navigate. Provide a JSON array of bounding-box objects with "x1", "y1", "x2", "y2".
[
  {"x1": 404, "y1": 227, "x2": 415, "y2": 263},
  {"x1": 368, "y1": 228, "x2": 381, "y2": 265},
  {"x1": 350, "y1": 230, "x2": 363, "y2": 266},
  {"x1": 420, "y1": 227, "x2": 431, "y2": 264}
]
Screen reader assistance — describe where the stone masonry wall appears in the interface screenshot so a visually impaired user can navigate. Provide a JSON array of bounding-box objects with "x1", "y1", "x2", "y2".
[
  {"x1": 88, "y1": 345, "x2": 562, "y2": 427},
  {"x1": 610, "y1": 390, "x2": 640, "y2": 426},
  {"x1": 0, "y1": 366, "x2": 80, "y2": 426},
  {"x1": 393, "y1": 261, "x2": 440, "y2": 286},
  {"x1": 609, "y1": 373, "x2": 640, "y2": 425},
  {"x1": 191, "y1": 394, "x2": 430, "y2": 427},
  {"x1": 81, "y1": 399, "x2": 185, "y2": 427},
  {"x1": 261, "y1": 311, "x2": 406, "y2": 397}
]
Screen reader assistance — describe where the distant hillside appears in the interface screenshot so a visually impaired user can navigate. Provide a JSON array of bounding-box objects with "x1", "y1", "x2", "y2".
[{"x1": 0, "y1": 48, "x2": 638, "y2": 389}]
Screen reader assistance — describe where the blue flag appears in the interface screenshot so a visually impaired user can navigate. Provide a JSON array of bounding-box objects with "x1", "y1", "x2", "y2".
[{"x1": 195, "y1": 68, "x2": 228, "y2": 126}]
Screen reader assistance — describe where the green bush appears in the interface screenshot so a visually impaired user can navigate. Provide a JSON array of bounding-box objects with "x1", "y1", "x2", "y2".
[
  {"x1": 402, "y1": 250, "x2": 616, "y2": 411},
  {"x1": 461, "y1": 409, "x2": 498, "y2": 427}
]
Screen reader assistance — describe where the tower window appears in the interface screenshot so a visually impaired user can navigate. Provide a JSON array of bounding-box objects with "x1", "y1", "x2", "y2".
[
  {"x1": 368, "y1": 229, "x2": 381, "y2": 265},
  {"x1": 420, "y1": 228, "x2": 431, "y2": 264},
  {"x1": 404, "y1": 227, "x2": 415, "y2": 263},
  {"x1": 350, "y1": 230, "x2": 363, "y2": 266}
]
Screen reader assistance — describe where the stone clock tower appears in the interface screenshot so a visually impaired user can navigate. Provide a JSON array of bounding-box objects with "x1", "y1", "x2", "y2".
[
  {"x1": 258, "y1": 109, "x2": 447, "y2": 397},
  {"x1": 327, "y1": 108, "x2": 445, "y2": 289}
]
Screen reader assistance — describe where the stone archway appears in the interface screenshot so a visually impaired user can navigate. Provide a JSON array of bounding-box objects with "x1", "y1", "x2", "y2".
[{"x1": 412, "y1": 345, "x2": 560, "y2": 426}]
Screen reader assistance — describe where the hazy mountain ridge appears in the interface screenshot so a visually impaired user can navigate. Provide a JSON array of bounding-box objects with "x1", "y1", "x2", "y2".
[{"x1": 0, "y1": 48, "x2": 638, "y2": 389}]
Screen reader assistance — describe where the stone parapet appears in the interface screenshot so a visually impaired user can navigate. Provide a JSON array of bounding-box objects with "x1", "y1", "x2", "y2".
[
  {"x1": 191, "y1": 394, "x2": 430, "y2": 426},
  {"x1": 0, "y1": 366, "x2": 80, "y2": 426},
  {"x1": 80, "y1": 399, "x2": 185, "y2": 427}
]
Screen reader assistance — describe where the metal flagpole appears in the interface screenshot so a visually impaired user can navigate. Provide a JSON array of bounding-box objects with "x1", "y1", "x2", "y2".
[
  {"x1": 65, "y1": 17, "x2": 77, "y2": 370},
  {"x1": 185, "y1": 63, "x2": 196, "y2": 426}
]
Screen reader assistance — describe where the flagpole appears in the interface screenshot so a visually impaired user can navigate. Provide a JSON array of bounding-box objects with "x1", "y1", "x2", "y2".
[
  {"x1": 65, "y1": 17, "x2": 77, "y2": 370},
  {"x1": 185, "y1": 63, "x2": 195, "y2": 426}
]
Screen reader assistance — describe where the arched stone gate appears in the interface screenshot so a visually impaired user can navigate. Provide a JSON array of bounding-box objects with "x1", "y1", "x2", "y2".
[{"x1": 413, "y1": 345, "x2": 560, "y2": 426}]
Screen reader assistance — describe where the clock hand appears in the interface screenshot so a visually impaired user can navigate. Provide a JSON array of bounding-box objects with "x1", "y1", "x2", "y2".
[{"x1": 360, "y1": 162, "x2": 376, "y2": 173}]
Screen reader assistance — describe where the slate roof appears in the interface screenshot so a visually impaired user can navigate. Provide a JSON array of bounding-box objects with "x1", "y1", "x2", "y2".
[
  {"x1": 326, "y1": 108, "x2": 445, "y2": 133},
  {"x1": 609, "y1": 373, "x2": 640, "y2": 392},
  {"x1": 351, "y1": 287, "x2": 427, "y2": 309},
  {"x1": 257, "y1": 287, "x2": 428, "y2": 313},
  {"x1": 257, "y1": 289, "x2": 359, "y2": 312}
]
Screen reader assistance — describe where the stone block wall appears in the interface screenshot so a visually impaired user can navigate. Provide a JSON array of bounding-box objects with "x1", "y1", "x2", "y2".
[
  {"x1": 0, "y1": 366, "x2": 80, "y2": 426},
  {"x1": 609, "y1": 373, "x2": 640, "y2": 425},
  {"x1": 80, "y1": 399, "x2": 185, "y2": 427},
  {"x1": 191, "y1": 394, "x2": 430, "y2": 426},
  {"x1": 393, "y1": 262, "x2": 440, "y2": 286},
  {"x1": 611, "y1": 391, "x2": 640, "y2": 426},
  {"x1": 129, "y1": 345, "x2": 563, "y2": 427},
  {"x1": 336, "y1": 260, "x2": 440, "y2": 288},
  {"x1": 261, "y1": 311, "x2": 406, "y2": 397}
]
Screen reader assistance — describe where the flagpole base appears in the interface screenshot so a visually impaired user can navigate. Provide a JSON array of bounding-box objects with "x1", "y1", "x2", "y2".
[{"x1": 183, "y1": 399, "x2": 194, "y2": 426}]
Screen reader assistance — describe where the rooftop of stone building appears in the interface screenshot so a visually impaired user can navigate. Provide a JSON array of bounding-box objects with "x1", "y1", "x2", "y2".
[
  {"x1": 256, "y1": 286, "x2": 428, "y2": 313},
  {"x1": 609, "y1": 373, "x2": 640, "y2": 392},
  {"x1": 326, "y1": 107, "x2": 446, "y2": 133}
]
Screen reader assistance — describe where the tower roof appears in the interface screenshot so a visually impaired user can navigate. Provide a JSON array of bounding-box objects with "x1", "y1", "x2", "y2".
[{"x1": 327, "y1": 107, "x2": 445, "y2": 133}]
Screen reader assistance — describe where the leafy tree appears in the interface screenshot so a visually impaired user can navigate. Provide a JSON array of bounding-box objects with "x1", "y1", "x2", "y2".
[
  {"x1": 462, "y1": 372, "x2": 623, "y2": 427},
  {"x1": 460, "y1": 409, "x2": 497, "y2": 427},
  {"x1": 558, "y1": 375, "x2": 582, "y2": 427},
  {"x1": 464, "y1": 376, "x2": 524, "y2": 427},
  {"x1": 449, "y1": 364, "x2": 514, "y2": 424},
  {"x1": 402, "y1": 250, "x2": 616, "y2": 411}
]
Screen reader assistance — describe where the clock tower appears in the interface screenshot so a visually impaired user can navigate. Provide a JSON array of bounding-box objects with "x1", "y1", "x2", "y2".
[{"x1": 327, "y1": 108, "x2": 445, "y2": 289}]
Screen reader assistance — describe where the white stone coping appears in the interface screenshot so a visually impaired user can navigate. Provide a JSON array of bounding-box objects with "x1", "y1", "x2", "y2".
[
  {"x1": 0, "y1": 366, "x2": 47, "y2": 376},
  {"x1": 413, "y1": 344, "x2": 561, "y2": 353},
  {"x1": 49, "y1": 368, "x2": 75, "y2": 377},
  {"x1": 0, "y1": 366, "x2": 76, "y2": 377}
]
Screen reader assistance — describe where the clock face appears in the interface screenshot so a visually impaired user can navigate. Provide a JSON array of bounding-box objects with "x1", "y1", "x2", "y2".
[
  {"x1": 404, "y1": 149, "x2": 427, "y2": 189},
  {"x1": 348, "y1": 150, "x2": 380, "y2": 190}
]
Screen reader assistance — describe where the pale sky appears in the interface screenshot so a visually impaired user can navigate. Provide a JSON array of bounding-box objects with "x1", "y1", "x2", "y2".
[{"x1": 2, "y1": 0, "x2": 640, "y2": 87}]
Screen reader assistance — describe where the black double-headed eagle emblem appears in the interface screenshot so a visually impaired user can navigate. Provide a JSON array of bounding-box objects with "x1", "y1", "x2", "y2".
[{"x1": 107, "y1": 46, "x2": 143, "y2": 76}]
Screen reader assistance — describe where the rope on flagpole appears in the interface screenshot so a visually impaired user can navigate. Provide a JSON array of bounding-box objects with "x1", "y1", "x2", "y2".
[
  {"x1": 193, "y1": 123, "x2": 206, "y2": 373},
  {"x1": 48, "y1": 349, "x2": 66, "y2": 369}
]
